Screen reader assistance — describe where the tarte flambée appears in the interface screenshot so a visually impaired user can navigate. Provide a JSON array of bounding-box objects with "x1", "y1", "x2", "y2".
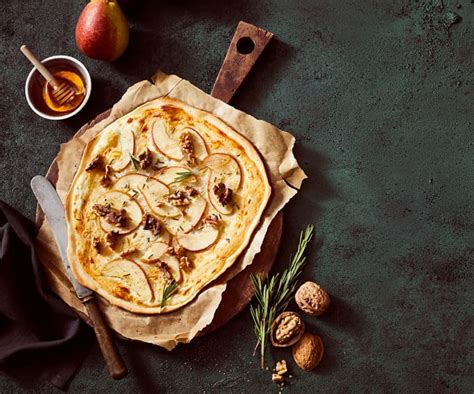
[{"x1": 66, "y1": 98, "x2": 271, "y2": 314}]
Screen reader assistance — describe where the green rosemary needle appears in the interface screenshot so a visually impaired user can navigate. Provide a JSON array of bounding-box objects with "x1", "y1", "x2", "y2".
[
  {"x1": 161, "y1": 279, "x2": 178, "y2": 307},
  {"x1": 172, "y1": 171, "x2": 194, "y2": 184},
  {"x1": 129, "y1": 153, "x2": 140, "y2": 171}
]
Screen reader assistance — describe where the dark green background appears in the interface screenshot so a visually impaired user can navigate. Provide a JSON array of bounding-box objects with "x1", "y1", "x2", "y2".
[{"x1": 1, "y1": 0, "x2": 473, "y2": 392}]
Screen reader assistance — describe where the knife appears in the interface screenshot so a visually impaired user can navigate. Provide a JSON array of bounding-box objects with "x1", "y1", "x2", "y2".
[{"x1": 31, "y1": 175, "x2": 127, "y2": 380}]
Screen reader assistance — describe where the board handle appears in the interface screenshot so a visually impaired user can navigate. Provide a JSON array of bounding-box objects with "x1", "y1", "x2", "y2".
[
  {"x1": 211, "y1": 21, "x2": 273, "y2": 104},
  {"x1": 83, "y1": 297, "x2": 128, "y2": 380}
]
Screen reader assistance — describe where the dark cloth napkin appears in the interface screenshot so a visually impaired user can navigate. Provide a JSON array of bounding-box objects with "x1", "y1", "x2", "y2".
[{"x1": 0, "y1": 201, "x2": 93, "y2": 389}]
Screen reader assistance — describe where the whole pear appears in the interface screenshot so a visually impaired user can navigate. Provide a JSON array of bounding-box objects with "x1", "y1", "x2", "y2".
[{"x1": 75, "y1": 0, "x2": 129, "y2": 61}]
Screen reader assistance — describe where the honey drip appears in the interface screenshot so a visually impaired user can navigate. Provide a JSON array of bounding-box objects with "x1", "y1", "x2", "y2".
[{"x1": 42, "y1": 69, "x2": 85, "y2": 113}]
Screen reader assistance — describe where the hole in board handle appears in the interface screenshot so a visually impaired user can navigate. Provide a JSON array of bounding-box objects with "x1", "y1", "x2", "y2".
[{"x1": 236, "y1": 37, "x2": 255, "y2": 54}]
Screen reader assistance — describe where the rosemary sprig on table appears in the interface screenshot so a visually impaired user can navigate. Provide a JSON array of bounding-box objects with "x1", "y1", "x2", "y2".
[
  {"x1": 161, "y1": 279, "x2": 178, "y2": 307},
  {"x1": 250, "y1": 224, "x2": 314, "y2": 369},
  {"x1": 129, "y1": 153, "x2": 140, "y2": 171}
]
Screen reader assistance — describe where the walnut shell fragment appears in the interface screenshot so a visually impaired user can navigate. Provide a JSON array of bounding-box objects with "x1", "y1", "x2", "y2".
[
  {"x1": 292, "y1": 332, "x2": 324, "y2": 371},
  {"x1": 295, "y1": 281, "x2": 331, "y2": 316},
  {"x1": 270, "y1": 311, "x2": 305, "y2": 347}
]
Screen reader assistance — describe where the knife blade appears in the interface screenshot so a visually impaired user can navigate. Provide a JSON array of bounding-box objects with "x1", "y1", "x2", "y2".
[
  {"x1": 31, "y1": 175, "x2": 93, "y2": 300},
  {"x1": 31, "y1": 175, "x2": 128, "y2": 379}
]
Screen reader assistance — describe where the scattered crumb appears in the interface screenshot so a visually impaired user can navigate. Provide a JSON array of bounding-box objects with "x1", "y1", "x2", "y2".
[
  {"x1": 276, "y1": 360, "x2": 288, "y2": 375},
  {"x1": 272, "y1": 373, "x2": 284, "y2": 384},
  {"x1": 272, "y1": 360, "x2": 289, "y2": 386}
]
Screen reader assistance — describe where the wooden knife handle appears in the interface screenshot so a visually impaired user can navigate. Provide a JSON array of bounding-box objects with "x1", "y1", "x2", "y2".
[
  {"x1": 211, "y1": 21, "x2": 273, "y2": 103},
  {"x1": 83, "y1": 298, "x2": 128, "y2": 380}
]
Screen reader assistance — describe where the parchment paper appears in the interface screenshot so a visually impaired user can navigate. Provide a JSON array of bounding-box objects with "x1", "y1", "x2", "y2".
[{"x1": 36, "y1": 72, "x2": 306, "y2": 350}]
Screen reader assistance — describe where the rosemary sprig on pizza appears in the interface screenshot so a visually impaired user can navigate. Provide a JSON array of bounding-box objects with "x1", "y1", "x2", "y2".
[{"x1": 65, "y1": 98, "x2": 271, "y2": 314}]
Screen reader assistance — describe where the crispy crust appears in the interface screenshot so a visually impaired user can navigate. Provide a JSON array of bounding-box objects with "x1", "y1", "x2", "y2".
[{"x1": 66, "y1": 97, "x2": 271, "y2": 314}]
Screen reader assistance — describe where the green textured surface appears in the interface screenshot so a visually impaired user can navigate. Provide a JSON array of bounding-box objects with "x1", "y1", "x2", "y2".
[{"x1": 1, "y1": 0, "x2": 473, "y2": 392}]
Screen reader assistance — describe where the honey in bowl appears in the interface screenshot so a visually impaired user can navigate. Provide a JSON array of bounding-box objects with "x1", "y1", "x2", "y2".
[
  {"x1": 43, "y1": 69, "x2": 85, "y2": 113},
  {"x1": 29, "y1": 60, "x2": 87, "y2": 116}
]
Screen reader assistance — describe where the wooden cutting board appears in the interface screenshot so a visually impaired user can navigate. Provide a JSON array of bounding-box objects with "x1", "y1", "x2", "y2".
[{"x1": 35, "y1": 21, "x2": 283, "y2": 334}]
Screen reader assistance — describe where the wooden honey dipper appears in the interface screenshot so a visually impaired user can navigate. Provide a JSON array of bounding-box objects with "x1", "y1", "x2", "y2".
[{"x1": 21, "y1": 45, "x2": 77, "y2": 106}]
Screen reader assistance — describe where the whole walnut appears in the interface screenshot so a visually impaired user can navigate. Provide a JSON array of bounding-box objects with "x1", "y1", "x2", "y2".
[
  {"x1": 292, "y1": 332, "x2": 324, "y2": 371},
  {"x1": 295, "y1": 281, "x2": 330, "y2": 316}
]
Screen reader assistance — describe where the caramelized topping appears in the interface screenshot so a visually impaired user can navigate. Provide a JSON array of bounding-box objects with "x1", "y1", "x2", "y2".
[
  {"x1": 105, "y1": 231, "x2": 119, "y2": 249},
  {"x1": 184, "y1": 185, "x2": 198, "y2": 197},
  {"x1": 166, "y1": 187, "x2": 198, "y2": 207},
  {"x1": 168, "y1": 244, "x2": 183, "y2": 257},
  {"x1": 179, "y1": 255, "x2": 193, "y2": 271},
  {"x1": 92, "y1": 237, "x2": 101, "y2": 253},
  {"x1": 168, "y1": 245, "x2": 193, "y2": 271},
  {"x1": 203, "y1": 214, "x2": 220, "y2": 226},
  {"x1": 213, "y1": 183, "x2": 233, "y2": 206},
  {"x1": 85, "y1": 155, "x2": 105, "y2": 172},
  {"x1": 138, "y1": 148, "x2": 153, "y2": 169},
  {"x1": 100, "y1": 175, "x2": 112, "y2": 188},
  {"x1": 93, "y1": 204, "x2": 127, "y2": 227},
  {"x1": 166, "y1": 190, "x2": 191, "y2": 206},
  {"x1": 142, "y1": 213, "x2": 161, "y2": 236},
  {"x1": 120, "y1": 247, "x2": 138, "y2": 257},
  {"x1": 113, "y1": 286, "x2": 131, "y2": 300},
  {"x1": 155, "y1": 260, "x2": 173, "y2": 281},
  {"x1": 100, "y1": 165, "x2": 113, "y2": 188},
  {"x1": 179, "y1": 132, "x2": 196, "y2": 165}
]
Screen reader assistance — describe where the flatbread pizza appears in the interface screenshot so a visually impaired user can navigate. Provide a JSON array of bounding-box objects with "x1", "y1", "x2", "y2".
[{"x1": 66, "y1": 97, "x2": 271, "y2": 314}]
